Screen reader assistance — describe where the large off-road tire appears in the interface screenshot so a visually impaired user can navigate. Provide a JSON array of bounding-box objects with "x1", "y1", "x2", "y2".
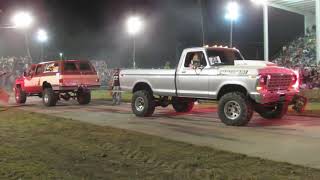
[
  {"x1": 255, "y1": 103, "x2": 288, "y2": 119},
  {"x1": 131, "y1": 90, "x2": 155, "y2": 117},
  {"x1": 172, "y1": 97, "x2": 194, "y2": 113},
  {"x1": 77, "y1": 90, "x2": 91, "y2": 105},
  {"x1": 218, "y1": 92, "x2": 253, "y2": 126},
  {"x1": 15, "y1": 87, "x2": 27, "y2": 104},
  {"x1": 42, "y1": 88, "x2": 58, "y2": 107}
]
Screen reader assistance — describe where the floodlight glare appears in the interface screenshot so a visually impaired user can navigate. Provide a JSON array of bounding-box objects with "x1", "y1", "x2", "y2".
[
  {"x1": 11, "y1": 11, "x2": 33, "y2": 29},
  {"x1": 251, "y1": 0, "x2": 268, "y2": 5},
  {"x1": 225, "y1": 2, "x2": 239, "y2": 21},
  {"x1": 37, "y1": 29, "x2": 48, "y2": 43},
  {"x1": 126, "y1": 16, "x2": 143, "y2": 35}
]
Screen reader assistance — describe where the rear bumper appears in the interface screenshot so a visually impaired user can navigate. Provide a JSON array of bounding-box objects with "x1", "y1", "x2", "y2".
[
  {"x1": 250, "y1": 90, "x2": 298, "y2": 104},
  {"x1": 52, "y1": 85, "x2": 101, "y2": 91}
]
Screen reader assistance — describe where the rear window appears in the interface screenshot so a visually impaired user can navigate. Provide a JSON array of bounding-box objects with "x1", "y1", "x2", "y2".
[
  {"x1": 64, "y1": 62, "x2": 78, "y2": 71},
  {"x1": 79, "y1": 62, "x2": 92, "y2": 71}
]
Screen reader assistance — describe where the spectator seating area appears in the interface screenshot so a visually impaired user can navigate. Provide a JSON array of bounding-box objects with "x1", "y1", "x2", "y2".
[{"x1": 273, "y1": 26, "x2": 318, "y2": 89}]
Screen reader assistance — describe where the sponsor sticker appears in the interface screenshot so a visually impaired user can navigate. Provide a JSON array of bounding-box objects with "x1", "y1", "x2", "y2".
[{"x1": 219, "y1": 69, "x2": 249, "y2": 75}]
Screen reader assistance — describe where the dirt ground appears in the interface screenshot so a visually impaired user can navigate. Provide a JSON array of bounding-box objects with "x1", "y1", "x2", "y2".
[{"x1": 1, "y1": 109, "x2": 320, "y2": 179}]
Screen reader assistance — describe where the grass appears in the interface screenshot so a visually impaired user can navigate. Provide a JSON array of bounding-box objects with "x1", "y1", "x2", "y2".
[
  {"x1": 1, "y1": 110, "x2": 320, "y2": 179},
  {"x1": 91, "y1": 89, "x2": 132, "y2": 102}
]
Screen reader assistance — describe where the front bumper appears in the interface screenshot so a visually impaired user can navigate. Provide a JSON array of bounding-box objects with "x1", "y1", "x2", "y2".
[{"x1": 250, "y1": 90, "x2": 297, "y2": 104}]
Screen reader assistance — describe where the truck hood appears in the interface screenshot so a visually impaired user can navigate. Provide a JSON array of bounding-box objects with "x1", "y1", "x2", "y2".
[
  {"x1": 234, "y1": 60, "x2": 277, "y2": 67},
  {"x1": 219, "y1": 60, "x2": 294, "y2": 76}
]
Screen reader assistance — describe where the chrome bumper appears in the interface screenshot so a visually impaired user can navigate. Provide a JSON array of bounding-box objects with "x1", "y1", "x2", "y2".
[{"x1": 250, "y1": 90, "x2": 297, "y2": 104}]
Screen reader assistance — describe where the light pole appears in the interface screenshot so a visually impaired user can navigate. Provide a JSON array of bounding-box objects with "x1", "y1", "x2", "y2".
[
  {"x1": 36, "y1": 29, "x2": 48, "y2": 61},
  {"x1": 126, "y1": 16, "x2": 143, "y2": 69},
  {"x1": 251, "y1": 0, "x2": 269, "y2": 61},
  {"x1": 225, "y1": 1, "x2": 239, "y2": 48},
  {"x1": 198, "y1": 0, "x2": 205, "y2": 45},
  {"x1": 11, "y1": 11, "x2": 34, "y2": 62}
]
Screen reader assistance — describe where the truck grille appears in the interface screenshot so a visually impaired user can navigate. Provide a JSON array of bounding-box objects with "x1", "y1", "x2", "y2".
[{"x1": 266, "y1": 74, "x2": 292, "y2": 91}]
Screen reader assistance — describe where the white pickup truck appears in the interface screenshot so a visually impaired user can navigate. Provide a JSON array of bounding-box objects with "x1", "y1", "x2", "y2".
[{"x1": 120, "y1": 46, "x2": 299, "y2": 126}]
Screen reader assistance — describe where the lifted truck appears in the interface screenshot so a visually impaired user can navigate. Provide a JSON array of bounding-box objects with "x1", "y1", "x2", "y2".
[
  {"x1": 120, "y1": 46, "x2": 299, "y2": 126},
  {"x1": 14, "y1": 60, "x2": 100, "y2": 106}
]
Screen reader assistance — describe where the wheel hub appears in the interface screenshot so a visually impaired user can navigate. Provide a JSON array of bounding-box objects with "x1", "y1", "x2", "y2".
[
  {"x1": 44, "y1": 94, "x2": 49, "y2": 103},
  {"x1": 224, "y1": 101, "x2": 241, "y2": 120},
  {"x1": 135, "y1": 97, "x2": 145, "y2": 112}
]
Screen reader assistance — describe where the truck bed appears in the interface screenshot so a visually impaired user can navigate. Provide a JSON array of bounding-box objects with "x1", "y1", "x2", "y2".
[{"x1": 120, "y1": 69, "x2": 176, "y2": 96}]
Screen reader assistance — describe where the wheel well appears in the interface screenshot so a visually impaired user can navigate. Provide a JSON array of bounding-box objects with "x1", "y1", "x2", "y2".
[
  {"x1": 217, "y1": 85, "x2": 248, "y2": 100},
  {"x1": 133, "y1": 82, "x2": 153, "y2": 94},
  {"x1": 42, "y1": 82, "x2": 52, "y2": 89}
]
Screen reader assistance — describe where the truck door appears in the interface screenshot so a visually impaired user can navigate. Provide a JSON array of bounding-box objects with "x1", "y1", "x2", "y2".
[
  {"x1": 176, "y1": 51, "x2": 209, "y2": 98},
  {"x1": 24, "y1": 65, "x2": 36, "y2": 93},
  {"x1": 32, "y1": 64, "x2": 44, "y2": 93}
]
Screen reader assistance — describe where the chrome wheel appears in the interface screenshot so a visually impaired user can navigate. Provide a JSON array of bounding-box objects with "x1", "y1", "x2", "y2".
[
  {"x1": 224, "y1": 100, "x2": 241, "y2": 120},
  {"x1": 15, "y1": 90, "x2": 20, "y2": 101},
  {"x1": 135, "y1": 97, "x2": 145, "y2": 112},
  {"x1": 44, "y1": 93, "x2": 49, "y2": 104}
]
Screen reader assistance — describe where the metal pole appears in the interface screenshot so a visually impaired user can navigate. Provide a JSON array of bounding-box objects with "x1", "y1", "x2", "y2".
[
  {"x1": 199, "y1": 0, "x2": 205, "y2": 45},
  {"x1": 133, "y1": 37, "x2": 136, "y2": 69},
  {"x1": 316, "y1": 0, "x2": 320, "y2": 65},
  {"x1": 263, "y1": 4, "x2": 269, "y2": 62},
  {"x1": 230, "y1": 20, "x2": 233, "y2": 47},
  {"x1": 40, "y1": 43, "x2": 44, "y2": 61},
  {"x1": 24, "y1": 31, "x2": 32, "y2": 63}
]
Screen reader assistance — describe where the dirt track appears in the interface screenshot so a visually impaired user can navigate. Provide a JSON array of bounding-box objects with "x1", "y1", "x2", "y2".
[{"x1": 11, "y1": 97, "x2": 320, "y2": 169}]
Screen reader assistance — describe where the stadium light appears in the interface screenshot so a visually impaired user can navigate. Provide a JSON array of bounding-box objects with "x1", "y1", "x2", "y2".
[
  {"x1": 225, "y1": 1, "x2": 239, "y2": 21},
  {"x1": 225, "y1": 1, "x2": 240, "y2": 47},
  {"x1": 126, "y1": 16, "x2": 143, "y2": 36},
  {"x1": 36, "y1": 29, "x2": 48, "y2": 43},
  {"x1": 11, "y1": 11, "x2": 33, "y2": 29},
  {"x1": 126, "y1": 16, "x2": 144, "y2": 69}
]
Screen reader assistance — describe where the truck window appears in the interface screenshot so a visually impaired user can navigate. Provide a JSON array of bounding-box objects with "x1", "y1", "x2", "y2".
[
  {"x1": 44, "y1": 63, "x2": 59, "y2": 73},
  {"x1": 35, "y1": 65, "x2": 44, "y2": 75},
  {"x1": 79, "y1": 62, "x2": 92, "y2": 71},
  {"x1": 64, "y1": 62, "x2": 78, "y2": 71},
  {"x1": 27, "y1": 65, "x2": 36, "y2": 76},
  {"x1": 206, "y1": 49, "x2": 244, "y2": 65},
  {"x1": 184, "y1": 51, "x2": 207, "y2": 68}
]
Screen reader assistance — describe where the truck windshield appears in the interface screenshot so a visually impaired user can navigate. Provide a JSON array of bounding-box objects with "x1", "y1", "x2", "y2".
[{"x1": 206, "y1": 49, "x2": 244, "y2": 65}]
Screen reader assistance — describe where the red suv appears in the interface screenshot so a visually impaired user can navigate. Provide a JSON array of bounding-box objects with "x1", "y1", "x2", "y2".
[{"x1": 14, "y1": 60, "x2": 100, "y2": 106}]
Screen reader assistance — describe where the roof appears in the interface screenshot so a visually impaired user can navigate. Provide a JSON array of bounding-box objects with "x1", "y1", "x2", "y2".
[
  {"x1": 268, "y1": 0, "x2": 315, "y2": 15},
  {"x1": 37, "y1": 60, "x2": 89, "y2": 65}
]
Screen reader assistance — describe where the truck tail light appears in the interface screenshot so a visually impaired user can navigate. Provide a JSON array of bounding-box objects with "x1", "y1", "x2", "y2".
[{"x1": 59, "y1": 79, "x2": 63, "y2": 84}]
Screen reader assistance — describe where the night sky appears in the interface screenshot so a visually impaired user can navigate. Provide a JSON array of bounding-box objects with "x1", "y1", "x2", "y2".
[{"x1": 0, "y1": 0, "x2": 304, "y2": 68}]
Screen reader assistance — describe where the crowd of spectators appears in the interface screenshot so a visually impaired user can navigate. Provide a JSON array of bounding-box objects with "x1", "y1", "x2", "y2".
[
  {"x1": 0, "y1": 56, "x2": 31, "y2": 89},
  {"x1": 91, "y1": 60, "x2": 113, "y2": 86},
  {"x1": 273, "y1": 25, "x2": 319, "y2": 89}
]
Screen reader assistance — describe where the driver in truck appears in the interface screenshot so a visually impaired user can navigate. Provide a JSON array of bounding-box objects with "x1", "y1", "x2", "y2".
[{"x1": 189, "y1": 53, "x2": 201, "y2": 69}]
